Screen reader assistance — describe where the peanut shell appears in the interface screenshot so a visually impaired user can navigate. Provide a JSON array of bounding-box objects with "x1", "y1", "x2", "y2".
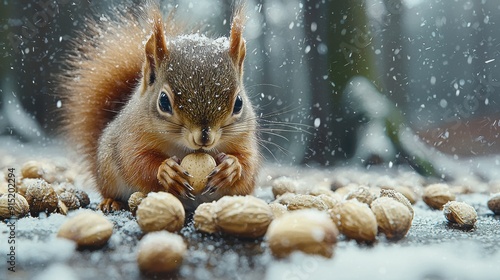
[
  {"x1": 443, "y1": 201, "x2": 477, "y2": 228},
  {"x1": 275, "y1": 193, "x2": 328, "y2": 211},
  {"x1": 0, "y1": 193, "x2": 30, "y2": 219},
  {"x1": 380, "y1": 189, "x2": 414, "y2": 218},
  {"x1": 271, "y1": 176, "x2": 299, "y2": 197},
  {"x1": 193, "y1": 202, "x2": 217, "y2": 234},
  {"x1": 215, "y1": 195, "x2": 273, "y2": 238},
  {"x1": 24, "y1": 179, "x2": 58, "y2": 216},
  {"x1": 487, "y1": 193, "x2": 500, "y2": 215},
  {"x1": 371, "y1": 197, "x2": 413, "y2": 240},
  {"x1": 58, "y1": 191, "x2": 81, "y2": 210},
  {"x1": 137, "y1": 231, "x2": 186, "y2": 273},
  {"x1": 57, "y1": 211, "x2": 113, "y2": 248},
  {"x1": 345, "y1": 186, "x2": 376, "y2": 205},
  {"x1": 21, "y1": 160, "x2": 57, "y2": 183},
  {"x1": 268, "y1": 202, "x2": 288, "y2": 219},
  {"x1": 128, "y1": 192, "x2": 146, "y2": 215},
  {"x1": 136, "y1": 192, "x2": 185, "y2": 233},
  {"x1": 423, "y1": 183, "x2": 455, "y2": 210},
  {"x1": 339, "y1": 200, "x2": 377, "y2": 243},
  {"x1": 266, "y1": 209, "x2": 338, "y2": 258}
]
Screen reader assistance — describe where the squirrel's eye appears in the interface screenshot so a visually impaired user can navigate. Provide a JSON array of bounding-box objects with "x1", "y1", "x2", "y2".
[
  {"x1": 232, "y1": 95, "x2": 243, "y2": 115},
  {"x1": 158, "y1": 91, "x2": 173, "y2": 114}
]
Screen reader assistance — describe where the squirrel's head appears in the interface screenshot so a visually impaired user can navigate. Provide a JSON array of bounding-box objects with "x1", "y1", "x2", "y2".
[{"x1": 140, "y1": 5, "x2": 253, "y2": 152}]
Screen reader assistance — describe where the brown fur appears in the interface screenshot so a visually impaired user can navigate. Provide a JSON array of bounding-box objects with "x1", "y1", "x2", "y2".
[{"x1": 59, "y1": 1, "x2": 260, "y2": 211}]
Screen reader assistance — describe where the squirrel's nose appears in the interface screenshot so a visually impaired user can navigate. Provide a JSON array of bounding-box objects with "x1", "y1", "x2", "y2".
[
  {"x1": 193, "y1": 127, "x2": 215, "y2": 148},
  {"x1": 201, "y1": 127, "x2": 210, "y2": 144}
]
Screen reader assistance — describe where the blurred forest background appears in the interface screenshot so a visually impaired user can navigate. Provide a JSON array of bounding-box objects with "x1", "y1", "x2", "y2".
[{"x1": 1, "y1": 0, "x2": 499, "y2": 174}]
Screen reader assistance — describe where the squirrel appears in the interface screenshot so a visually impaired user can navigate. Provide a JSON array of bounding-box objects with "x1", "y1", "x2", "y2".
[{"x1": 59, "y1": 1, "x2": 260, "y2": 212}]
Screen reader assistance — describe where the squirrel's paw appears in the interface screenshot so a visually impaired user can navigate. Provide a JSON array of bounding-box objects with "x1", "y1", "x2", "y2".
[
  {"x1": 99, "y1": 198, "x2": 127, "y2": 213},
  {"x1": 203, "y1": 153, "x2": 242, "y2": 195},
  {"x1": 157, "y1": 156, "x2": 195, "y2": 200}
]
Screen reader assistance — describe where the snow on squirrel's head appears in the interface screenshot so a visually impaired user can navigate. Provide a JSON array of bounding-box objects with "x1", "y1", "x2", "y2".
[{"x1": 140, "y1": 5, "x2": 254, "y2": 152}]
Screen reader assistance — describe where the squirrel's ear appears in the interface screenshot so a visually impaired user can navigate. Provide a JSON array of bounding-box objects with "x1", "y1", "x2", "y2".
[
  {"x1": 144, "y1": 14, "x2": 168, "y2": 86},
  {"x1": 229, "y1": 4, "x2": 246, "y2": 75}
]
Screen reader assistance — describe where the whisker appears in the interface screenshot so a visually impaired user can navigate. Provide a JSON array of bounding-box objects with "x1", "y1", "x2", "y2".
[
  {"x1": 257, "y1": 140, "x2": 279, "y2": 161},
  {"x1": 259, "y1": 139, "x2": 291, "y2": 157},
  {"x1": 259, "y1": 131, "x2": 289, "y2": 142},
  {"x1": 259, "y1": 118, "x2": 313, "y2": 129}
]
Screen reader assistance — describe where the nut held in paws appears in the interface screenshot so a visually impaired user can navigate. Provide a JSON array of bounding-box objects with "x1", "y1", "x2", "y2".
[{"x1": 180, "y1": 153, "x2": 216, "y2": 194}]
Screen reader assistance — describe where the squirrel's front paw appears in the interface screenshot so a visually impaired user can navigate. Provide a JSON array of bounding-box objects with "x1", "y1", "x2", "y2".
[
  {"x1": 157, "y1": 156, "x2": 195, "y2": 200},
  {"x1": 203, "y1": 153, "x2": 242, "y2": 195}
]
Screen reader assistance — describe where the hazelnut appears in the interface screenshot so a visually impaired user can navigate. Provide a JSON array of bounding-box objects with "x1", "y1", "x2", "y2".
[
  {"x1": 443, "y1": 201, "x2": 477, "y2": 228},
  {"x1": 58, "y1": 191, "x2": 81, "y2": 210},
  {"x1": 487, "y1": 193, "x2": 500, "y2": 215},
  {"x1": 180, "y1": 153, "x2": 216, "y2": 194},
  {"x1": 371, "y1": 197, "x2": 413, "y2": 240},
  {"x1": 137, "y1": 231, "x2": 186, "y2": 274},
  {"x1": 57, "y1": 211, "x2": 113, "y2": 248},
  {"x1": 339, "y1": 200, "x2": 377, "y2": 243},
  {"x1": 193, "y1": 202, "x2": 217, "y2": 234},
  {"x1": 215, "y1": 195, "x2": 273, "y2": 238},
  {"x1": 128, "y1": 192, "x2": 146, "y2": 215},
  {"x1": 271, "y1": 176, "x2": 299, "y2": 197},
  {"x1": 24, "y1": 179, "x2": 58, "y2": 216},
  {"x1": 136, "y1": 192, "x2": 185, "y2": 233},
  {"x1": 345, "y1": 186, "x2": 376, "y2": 205},
  {"x1": 266, "y1": 209, "x2": 338, "y2": 258},
  {"x1": 423, "y1": 184, "x2": 455, "y2": 210},
  {"x1": 275, "y1": 193, "x2": 328, "y2": 211},
  {"x1": 379, "y1": 189, "x2": 414, "y2": 218},
  {"x1": 0, "y1": 193, "x2": 30, "y2": 219}
]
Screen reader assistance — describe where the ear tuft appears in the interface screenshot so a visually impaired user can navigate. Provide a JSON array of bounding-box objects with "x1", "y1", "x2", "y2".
[
  {"x1": 229, "y1": 2, "x2": 247, "y2": 75},
  {"x1": 144, "y1": 11, "x2": 168, "y2": 86}
]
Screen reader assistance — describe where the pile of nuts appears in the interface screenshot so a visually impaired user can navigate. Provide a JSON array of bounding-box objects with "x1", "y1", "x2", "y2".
[
  {"x1": 6, "y1": 154, "x2": 500, "y2": 275},
  {"x1": 268, "y1": 176, "x2": 416, "y2": 245},
  {"x1": 0, "y1": 160, "x2": 90, "y2": 219}
]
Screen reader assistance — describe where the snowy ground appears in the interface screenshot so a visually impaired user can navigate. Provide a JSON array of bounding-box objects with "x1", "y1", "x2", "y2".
[{"x1": 1, "y1": 137, "x2": 500, "y2": 280}]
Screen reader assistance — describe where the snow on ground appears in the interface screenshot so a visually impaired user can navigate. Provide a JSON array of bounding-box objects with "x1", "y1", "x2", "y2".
[{"x1": 0, "y1": 136, "x2": 500, "y2": 280}]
